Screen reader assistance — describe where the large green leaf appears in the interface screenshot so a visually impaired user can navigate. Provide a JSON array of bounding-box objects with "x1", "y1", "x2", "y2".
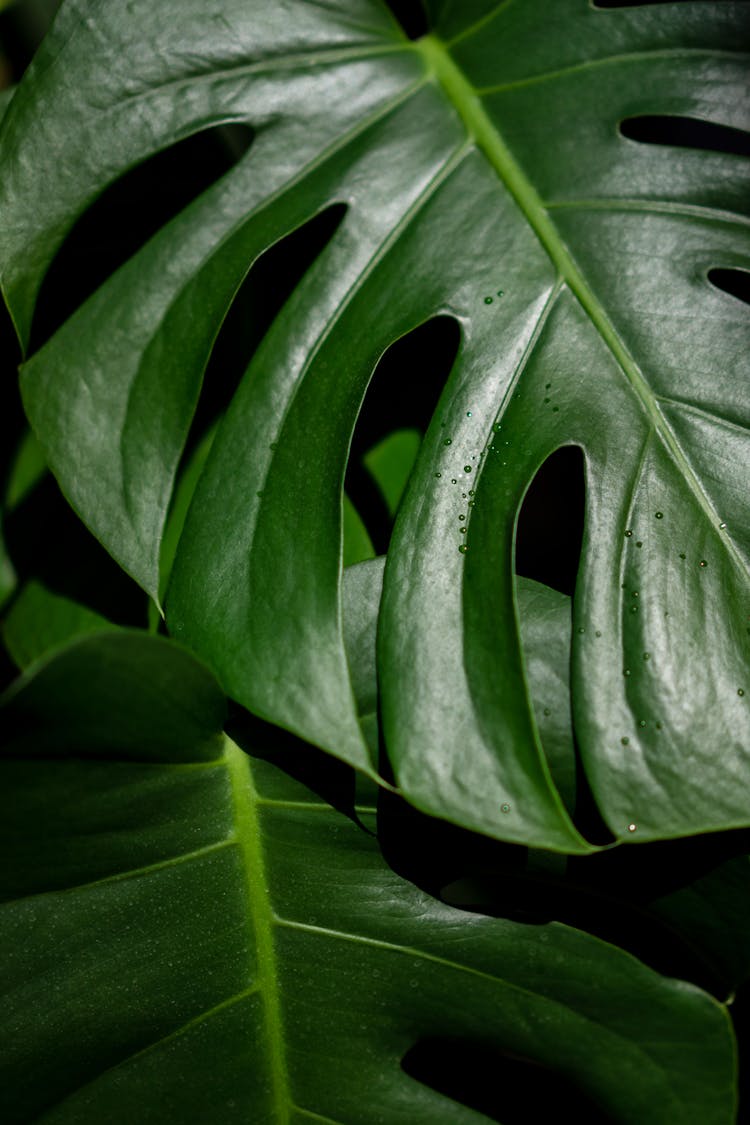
[
  {"x1": 0, "y1": 631, "x2": 737, "y2": 1123},
  {"x1": 1, "y1": 1, "x2": 748, "y2": 845}
]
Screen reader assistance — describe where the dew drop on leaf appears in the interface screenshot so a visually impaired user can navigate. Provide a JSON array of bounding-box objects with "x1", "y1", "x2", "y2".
[
  {"x1": 719, "y1": 522, "x2": 727, "y2": 529},
  {"x1": 501, "y1": 803, "x2": 511, "y2": 813},
  {"x1": 484, "y1": 296, "x2": 493, "y2": 304},
  {"x1": 624, "y1": 669, "x2": 632, "y2": 677},
  {"x1": 643, "y1": 652, "x2": 651, "y2": 661},
  {"x1": 459, "y1": 514, "x2": 466, "y2": 521},
  {"x1": 625, "y1": 530, "x2": 633, "y2": 538},
  {"x1": 621, "y1": 737, "x2": 630, "y2": 746},
  {"x1": 628, "y1": 823, "x2": 637, "y2": 833},
  {"x1": 739, "y1": 689, "x2": 746, "y2": 697},
  {"x1": 458, "y1": 544, "x2": 468, "y2": 554},
  {"x1": 699, "y1": 560, "x2": 708, "y2": 568},
  {"x1": 655, "y1": 512, "x2": 663, "y2": 519},
  {"x1": 444, "y1": 438, "x2": 452, "y2": 446},
  {"x1": 466, "y1": 411, "x2": 472, "y2": 417},
  {"x1": 464, "y1": 465, "x2": 472, "y2": 473}
]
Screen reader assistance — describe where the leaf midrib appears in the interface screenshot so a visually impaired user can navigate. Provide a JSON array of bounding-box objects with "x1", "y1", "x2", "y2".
[
  {"x1": 415, "y1": 33, "x2": 748, "y2": 582},
  {"x1": 225, "y1": 736, "x2": 292, "y2": 1123}
]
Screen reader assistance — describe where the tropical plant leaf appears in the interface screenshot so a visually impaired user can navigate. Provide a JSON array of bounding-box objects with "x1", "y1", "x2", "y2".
[
  {"x1": 2, "y1": 579, "x2": 109, "y2": 668},
  {"x1": 1, "y1": 1, "x2": 748, "y2": 845},
  {"x1": 0, "y1": 630, "x2": 737, "y2": 1124}
]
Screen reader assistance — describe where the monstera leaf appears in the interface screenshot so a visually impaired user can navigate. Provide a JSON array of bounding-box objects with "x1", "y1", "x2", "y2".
[
  {"x1": 1, "y1": 1, "x2": 748, "y2": 849},
  {"x1": 0, "y1": 631, "x2": 738, "y2": 1124}
]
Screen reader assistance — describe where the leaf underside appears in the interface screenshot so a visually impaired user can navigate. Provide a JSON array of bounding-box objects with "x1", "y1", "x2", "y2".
[
  {"x1": 0, "y1": 632, "x2": 736, "y2": 1124},
  {"x1": 0, "y1": 0, "x2": 748, "y2": 848}
]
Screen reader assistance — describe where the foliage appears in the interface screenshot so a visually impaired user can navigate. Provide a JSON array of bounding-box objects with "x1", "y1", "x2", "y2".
[{"x1": 0, "y1": 0, "x2": 748, "y2": 1120}]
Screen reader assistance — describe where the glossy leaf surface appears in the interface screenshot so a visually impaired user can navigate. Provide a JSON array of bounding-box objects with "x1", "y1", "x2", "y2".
[
  {"x1": 1, "y1": 1, "x2": 748, "y2": 845},
  {"x1": 0, "y1": 631, "x2": 737, "y2": 1124}
]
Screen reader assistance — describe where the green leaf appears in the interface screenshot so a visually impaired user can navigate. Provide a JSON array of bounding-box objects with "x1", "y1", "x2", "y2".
[
  {"x1": 364, "y1": 426, "x2": 421, "y2": 517},
  {"x1": 342, "y1": 493, "x2": 376, "y2": 568},
  {"x1": 4, "y1": 427, "x2": 47, "y2": 510},
  {"x1": 1, "y1": 2, "x2": 748, "y2": 845},
  {"x1": 2, "y1": 580, "x2": 110, "y2": 669},
  {"x1": 0, "y1": 632, "x2": 737, "y2": 1124}
]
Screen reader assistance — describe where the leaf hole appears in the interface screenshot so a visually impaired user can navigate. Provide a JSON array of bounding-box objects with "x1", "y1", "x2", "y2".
[
  {"x1": 401, "y1": 1038, "x2": 617, "y2": 1125},
  {"x1": 159, "y1": 204, "x2": 347, "y2": 592},
  {"x1": 345, "y1": 315, "x2": 460, "y2": 556},
  {"x1": 619, "y1": 115, "x2": 750, "y2": 158},
  {"x1": 187, "y1": 204, "x2": 347, "y2": 449},
  {"x1": 382, "y1": 0, "x2": 430, "y2": 39},
  {"x1": 708, "y1": 267, "x2": 750, "y2": 306},
  {"x1": 29, "y1": 123, "x2": 254, "y2": 351},
  {"x1": 514, "y1": 446, "x2": 585, "y2": 597}
]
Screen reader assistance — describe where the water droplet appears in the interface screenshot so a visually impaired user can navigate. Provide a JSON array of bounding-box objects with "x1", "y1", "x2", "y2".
[
  {"x1": 630, "y1": 605, "x2": 638, "y2": 614},
  {"x1": 625, "y1": 530, "x2": 633, "y2": 538},
  {"x1": 739, "y1": 689, "x2": 746, "y2": 697},
  {"x1": 624, "y1": 669, "x2": 632, "y2": 677},
  {"x1": 632, "y1": 591, "x2": 639, "y2": 598},
  {"x1": 458, "y1": 544, "x2": 468, "y2": 554},
  {"x1": 497, "y1": 290, "x2": 504, "y2": 297},
  {"x1": 484, "y1": 296, "x2": 493, "y2": 304},
  {"x1": 435, "y1": 472, "x2": 442, "y2": 479},
  {"x1": 643, "y1": 652, "x2": 650, "y2": 661},
  {"x1": 543, "y1": 708, "x2": 551, "y2": 716},
  {"x1": 501, "y1": 803, "x2": 511, "y2": 813},
  {"x1": 577, "y1": 626, "x2": 585, "y2": 634},
  {"x1": 462, "y1": 492, "x2": 467, "y2": 498},
  {"x1": 469, "y1": 490, "x2": 475, "y2": 496},
  {"x1": 636, "y1": 541, "x2": 643, "y2": 548},
  {"x1": 628, "y1": 823, "x2": 637, "y2": 833},
  {"x1": 679, "y1": 552, "x2": 686, "y2": 559},
  {"x1": 451, "y1": 478, "x2": 457, "y2": 484},
  {"x1": 621, "y1": 737, "x2": 629, "y2": 746},
  {"x1": 493, "y1": 422, "x2": 502, "y2": 433},
  {"x1": 699, "y1": 560, "x2": 707, "y2": 568},
  {"x1": 468, "y1": 499, "x2": 476, "y2": 507},
  {"x1": 638, "y1": 720, "x2": 646, "y2": 728},
  {"x1": 444, "y1": 438, "x2": 452, "y2": 446},
  {"x1": 719, "y1": 522, "x2": 727, "y2": 529},
  {"x1": 595, "y1": 630, "x2": 602, "y2": 637},
  {"x1": 458, "y1": 514, "x2": 466, "y2": 521},
  {"x1": 460, "y1": 526, "x2": 467, "y2": 534},
  {"x1": 464, "y1": 465, "x2": 472, "y2": 473},
  {"x1": 466, "y1": 411, "x2": 472, "y2": 417},
  {"x1": 655, "y1": 512, "x2": 663, "y2": 520}
]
